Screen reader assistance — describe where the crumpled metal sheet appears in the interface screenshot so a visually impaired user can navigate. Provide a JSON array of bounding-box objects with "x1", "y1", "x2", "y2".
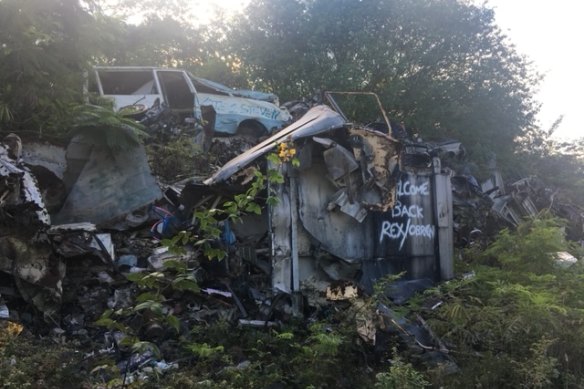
[
  {"x1": 322, "y1": 142, "x2": 359, "y2": 180},
  {"x1": 49, "y1": 225, "x2": 116, "y2": 265},
  {"x1": 21, "y1": 169, "x2": 51, "y2": 224},
  {"x1": 296, "y1": 163, "x2": 375, "y2": 262},
  {"x1": 0, "y1": 135, "x2": 50, "y2": 225},
  {"x1": 205, "y1": 105, "x2": 346, "y2": 185},
  {"x1": 53, "y1": 137, "x2": 162, "y2": 228},
  {"x1": 22, "y1": 142, "x2": 67, "y2": 180},
  {"x1": 315, "y1": 128, "x2": 400, "y2": 222},
  {"x1": 0, "y1": 236, "x2": 65, "y2": 317}
]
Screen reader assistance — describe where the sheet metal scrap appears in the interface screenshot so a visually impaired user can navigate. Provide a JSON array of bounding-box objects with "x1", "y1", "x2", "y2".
[
  {"x1": 0, "y1": 134, "x2": 50, "y2": 226},
  {"x1": 53, "y1": 135, "x2": 163, "y2": 229},
  {"x1": 204, "y1": 104, "x2": 405, "y2": 299},
  {"x1": 204, "y1": 105, "x2": 346, "y2": 185},
  {"x1": 0, "y1": 236, "x2": 65, "y2": 318},
  {"x1": 205, "y1": 105, "x2": 400, "y2": 215},
  {"x1": 377, "y1": 303, "x2": 457, "y2": 371},
  {"x1": 48, "y1": 224, "x2": 116, "y2": 265}
]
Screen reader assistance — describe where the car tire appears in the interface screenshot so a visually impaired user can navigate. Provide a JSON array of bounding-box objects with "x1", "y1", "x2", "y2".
[{"x1": 237, "y1": 120, "x2": 267, "y2": 138}]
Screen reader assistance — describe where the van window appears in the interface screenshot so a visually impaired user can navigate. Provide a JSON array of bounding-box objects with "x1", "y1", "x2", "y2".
[{"x1": 98, "y1": 70, "x2": 158, "y2": 95}]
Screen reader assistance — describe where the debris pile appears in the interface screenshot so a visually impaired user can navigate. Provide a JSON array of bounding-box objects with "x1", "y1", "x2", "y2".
[{"x1": 1, "y1": 93, "x2": 582, "y2": 384}]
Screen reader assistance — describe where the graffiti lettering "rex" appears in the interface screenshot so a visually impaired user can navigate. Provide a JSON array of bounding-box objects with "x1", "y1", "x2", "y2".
[{"x1": 379, "y1": 219, "x2": 435, "y2": 250}]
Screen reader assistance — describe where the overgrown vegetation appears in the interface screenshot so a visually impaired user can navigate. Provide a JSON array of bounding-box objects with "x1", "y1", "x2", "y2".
[
  {"x1": 4, "y1": 214, "x2": 583, "y2": 388},
  {"x1": 146, "y1": 136, "x2": 212, "y2": 182},
  {"x1": 413, "y1": 215, "x2": 584, "y2": 387}
]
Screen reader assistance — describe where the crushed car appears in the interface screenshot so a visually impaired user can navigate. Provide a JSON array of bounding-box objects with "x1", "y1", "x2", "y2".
[{"x1": 90, "y1": 66, "x2": 292, "y2": 137}]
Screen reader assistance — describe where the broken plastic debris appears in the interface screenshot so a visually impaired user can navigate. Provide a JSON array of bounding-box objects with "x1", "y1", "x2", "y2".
[
  {"x1": 147, "y1": 246, "x2": 194, "y2": 270},
  {"x1": 238, "y1": 319, "x2": 277, "y2": 328},
  {"x1": 117, "y1": 254, "x2": 138, "y2": 268},
  {"x1": 90, "y1": 233, "x2": 115, "y2": 261},
  {"x1": 154, "y1": 360, "x2": 179, "y2": 373},
  {"x1": 49, "y1": 222, "x2": 97, "y2": 232},
  {"x1": 431, "y1": 301, "x2": 444, "y2": 310},
  {"x1": 555, "y1": 251, "x2": 578, "y2": 268},
  {"x1": 202, "y1": 288, "x2": 232, "y2": 298},
  {"x1": 97, "y1": 271, "x2": 115, "y2": 284},
  {"x1": 0, "y1": 302, "x2": 9, "y2": 319}
]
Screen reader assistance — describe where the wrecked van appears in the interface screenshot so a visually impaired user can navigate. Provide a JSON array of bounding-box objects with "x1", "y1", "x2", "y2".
[
  {"x1": 204, "y1": 103, "x2": 454, "y2": 311},
  {"x1": 91, "y1": 66, "x2": 292, "y2": 136}
]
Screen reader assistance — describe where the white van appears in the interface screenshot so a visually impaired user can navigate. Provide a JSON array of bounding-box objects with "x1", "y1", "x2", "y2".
[{"x1": 91, "y1": 66, "x2": 292, "y2": 136}]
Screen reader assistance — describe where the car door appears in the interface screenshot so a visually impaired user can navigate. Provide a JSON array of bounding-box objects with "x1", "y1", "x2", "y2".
[{"x1": 155, "y1": 70, "x2": 196, "y2": 119}]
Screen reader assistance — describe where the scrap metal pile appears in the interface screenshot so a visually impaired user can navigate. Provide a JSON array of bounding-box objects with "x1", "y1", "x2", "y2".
[{"x1": 1, "y1": 95, "x2": 582, "y2": 382}]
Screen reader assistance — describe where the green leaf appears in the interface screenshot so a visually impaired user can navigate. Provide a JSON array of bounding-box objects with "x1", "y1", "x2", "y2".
[
  {"x1": 136, "y1": 291, "x2": 165, "y2": 303},
  {"x1": 266, "y1": 196, "x2": 280, "y2": 206},
  {"x1": 132, "y1": 341, "x2": 161, "y2": 359},
  {"x1": 268, "y1": 169, "x2": 285, "y2": 184},
  {"x1": 266, "y1": 153, "x2": 282, "y2": 165},
  {"x1": 134, "y1": 301, "x2": 164, "y2": 315},
  {"x1": 167, "y1": 314, "x2": 181, "y2": 333},
  {"x1": 163, "y1": 259, "x2": 187, "y2": 272},
  {"x1": 126, "y1": 272, "x2": 146, "y2": 282},
  {"x1": 276, "y1": 331, "x2": 294, "y2": 341},
  {"x1": 205, "y1": 247, "x2": 227, "y2": 261},
  {"x1": 245, "y1": 202, "x2": 262, "y2": 215},
  {"x1": 93, "y1": 317, "x2": 115, "y2": 328},
  {"x1": 184, "y1": 342, "x2": 224, "y2": 359},
  {"x1": 172, "y1": 277, "x2": 201, "y2": 293}
]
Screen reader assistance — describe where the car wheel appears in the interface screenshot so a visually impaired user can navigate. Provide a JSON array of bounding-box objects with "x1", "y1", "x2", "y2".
[{"x1": 237, "y1": 120, "x2": 267, "y2": 138}]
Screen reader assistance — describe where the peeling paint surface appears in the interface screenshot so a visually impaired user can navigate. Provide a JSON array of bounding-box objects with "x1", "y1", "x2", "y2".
[{"x1": 348, "y1": 128, "x2": 400, "y2": 211}]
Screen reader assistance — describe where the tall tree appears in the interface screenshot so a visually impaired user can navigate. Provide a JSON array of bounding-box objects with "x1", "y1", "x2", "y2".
[
  {"x1": 228, "y1": 0, "x2": 540, "y2": 164},
  {"x1": 0, "y1": 0, "x2": 115, "y2": 137},
  {"x1": 94, "y1": 0, "x2": 248, "y2": 87}
]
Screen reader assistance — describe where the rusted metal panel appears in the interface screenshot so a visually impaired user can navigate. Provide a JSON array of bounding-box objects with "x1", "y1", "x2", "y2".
[{"x1": 348, "y1": 128, "x2": 400, "y2": 211}]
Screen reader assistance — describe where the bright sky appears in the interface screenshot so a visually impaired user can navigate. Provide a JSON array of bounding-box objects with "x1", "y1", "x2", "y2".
[
  {"x1": 184, "y1": 0, "x2": 583, "y2": 140},
  {"x1": 486, "y1": 0, "x2": 584, "y2": 141}
]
